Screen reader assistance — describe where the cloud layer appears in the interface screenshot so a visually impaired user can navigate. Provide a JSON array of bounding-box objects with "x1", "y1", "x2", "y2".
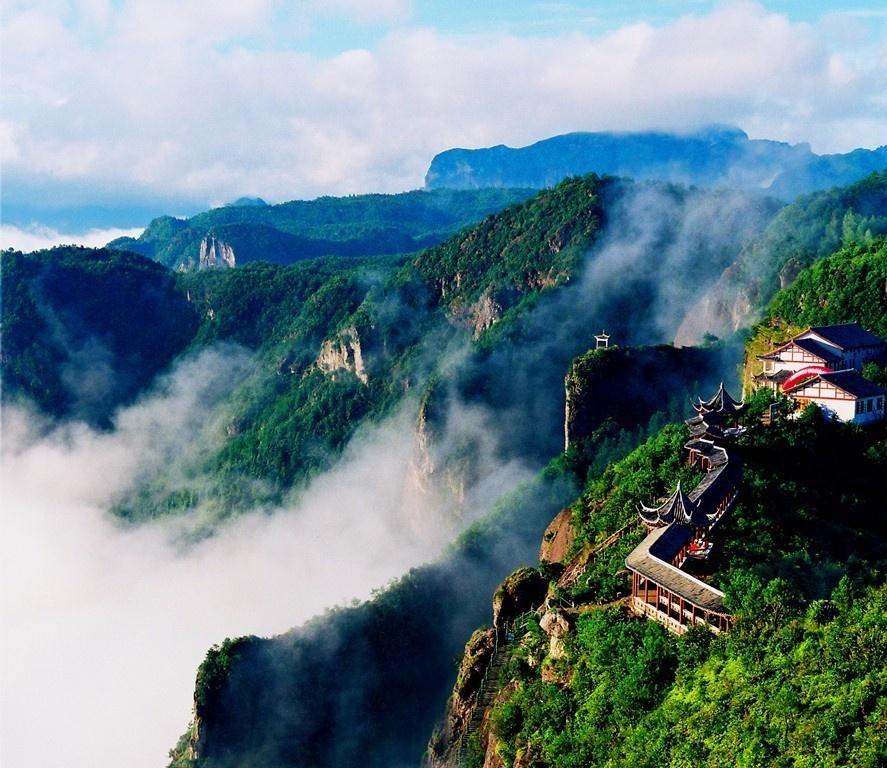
[
  {"x1": 2, "y1": 1, "x2": 885, "y2": 226},
  {"x1": 0, "y1": 347, "x2": 524, "y2": 768}
]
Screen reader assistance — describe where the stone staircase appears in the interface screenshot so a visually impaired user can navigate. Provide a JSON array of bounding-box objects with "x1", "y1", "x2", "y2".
[
  {"x1": 463, "y1": 644, "x2": 508, "y2": 740},
  {"x1": 452, "y1": 619, "x2": 525, "y2": 766}
]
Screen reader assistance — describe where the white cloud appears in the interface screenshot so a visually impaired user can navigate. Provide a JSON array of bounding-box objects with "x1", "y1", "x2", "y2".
[
  {"x1": 0, "y1": 223, "x2": 144, "y2": 251},
  {"x1": 0, "y1": 346, "x2": 526, "y2": 768},
  {"x1": 1, "y1": 2, "x2": 885, "y2": 225}
]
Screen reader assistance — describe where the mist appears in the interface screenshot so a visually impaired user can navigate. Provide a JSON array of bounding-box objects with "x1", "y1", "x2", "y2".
[
  {"x1": 0, "y1": 346, "x2": 528, "y2": 768},
  {"x1": 452, "y1": 181, "x2": 773, "y2": 467},
  {"x1": 0, "y1": 224, "x2": 145, "y2": 252}
]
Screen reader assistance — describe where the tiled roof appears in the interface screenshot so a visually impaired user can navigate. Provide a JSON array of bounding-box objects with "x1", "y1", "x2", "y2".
[
  {"x1": 626, "y1": 525, "x2": 728, "y2": 614},
  {"x1": 806, "y1": 323, "x2": 885, "y2": 351},
  {"x1": 753, "y1": 369, "x2": 792, "y2": 383},
  {"x1": 817, "y1": 370, "x2": 885, "y2": 399},
  {"x1": 792, "y1": 337, "x2": 842, "y2": 363},
  {"x1": 638, "y1": 481, "x2": 709, "y2": 527},
  {"x1": 695, "y1": 382, "x2": 744, "y2": 415}
]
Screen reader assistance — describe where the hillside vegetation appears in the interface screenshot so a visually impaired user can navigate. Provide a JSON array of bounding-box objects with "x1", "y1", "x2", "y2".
[
  {"x1": 1, "y1": 246, "x2": 198, "y2": 425},
  {"x1": 677, "y1": 171, "x2": 887, "y2": 344},
  {"x1": 108, "y1": 188, "x2": 536, "y2": 270},
  {"x1": 4, "y1": 175, "x2": 775, "y2": 525},
  {"x1": 166, "y1": 344, "x2": 731, "y2": 768},
  {"x1": 451, "y1": 406, "x2": 886, "y2": 768},
  {"x1": 742, "y1": 236, "x2": 887, "y2": 391},
  {"x1": 431, "y1": 243, "x2": 887, "y2": 768}
]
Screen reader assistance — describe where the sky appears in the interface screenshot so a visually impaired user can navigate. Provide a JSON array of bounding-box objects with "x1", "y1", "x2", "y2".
[{"x1": 2, "y1": 0, "x2": 886, "y2": 246}]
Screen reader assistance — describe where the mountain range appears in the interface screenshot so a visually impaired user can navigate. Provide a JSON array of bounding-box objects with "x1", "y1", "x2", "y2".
[
  {"x1": 425, "y1": 125, "x2": 887, "y2": 200},
  {"x1": 2, "y1": 128, "x2": 886, "y2": 768}
]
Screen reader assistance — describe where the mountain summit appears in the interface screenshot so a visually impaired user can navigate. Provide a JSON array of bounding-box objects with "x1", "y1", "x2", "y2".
[{"x1": 425, "y1": 126, "x2": 887, "y2": 200}]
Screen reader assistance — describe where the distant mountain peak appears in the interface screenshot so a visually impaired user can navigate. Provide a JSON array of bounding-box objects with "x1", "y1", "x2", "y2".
[
  {"x1": 425, "y1": 126, "x2": 885, "y2": 200},
  {"x1": 227, "y1": 196, "x2": 268, "y2": 207}
]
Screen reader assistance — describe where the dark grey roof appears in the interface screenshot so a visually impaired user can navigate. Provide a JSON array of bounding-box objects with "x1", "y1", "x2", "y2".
[
  {"x1": 685, "y1": 413, "x2": 724, "y2": 439},
  {"x1": 753, "y1": 369, "x2": 792, "y2": 384},
  {"x1": 818, "y1": 370, "x2": 886, "y2": 399},
  {"x1": 626, "y1": 525, "x2": 728, "y2": 614},
  {"x1": 695, "y1": 382, "x2": 744, "y2": 415},
  {"x1": 792, "y1": 337, "x2": 842, "y2": 363},
  {"x1": 638, "y1": 481, "x2": 709, "y2": 527},
  {"x1": 689, "y1": 460, "x2": 742, "y2": 515},
  {"x1": 807, "y1": 323, "x2": 886, "y2": 351},
  {"x1": 684, "y1": 439, "x2": 729, "y2": 468}
]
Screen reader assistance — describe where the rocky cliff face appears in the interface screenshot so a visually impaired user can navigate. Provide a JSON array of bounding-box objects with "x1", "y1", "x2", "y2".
[
  {"x1": 539, "y1": 507, "x2": 575, "y2": 565},
  {"x1": 673, "y1": 268, "x2": 758, "y2": 346},
  {"x1": 397, "y1": 396, "x2": 469, "y2": 540},
  {"x1": 424, "y1": 567, "x2": 550, "y2": 768},
  {"x1": 315, "y1": 326, "x2": 368, "y2": 383},
  {"x1": 198, "y1": 236, "x2": 236, "y2": 269}
]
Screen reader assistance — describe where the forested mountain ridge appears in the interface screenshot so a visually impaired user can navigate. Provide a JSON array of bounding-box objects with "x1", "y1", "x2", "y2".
[
  {"x1": 5, "y1": 171, "x2": 884, "y2": 768},
  {"x1": 676, "y1": 171, "x2": 887, "y2": 345},
  {"x1": 425, "y1": 243, "x2": 887, "y2": 768},
  {"x1": 3, "y1": 175, "x2": 777, "y2": 527},
  {"x1": 425, "y1": 125, "x2": 887, "y2": 201},
  {"x1": 166, "y1": 343, "x2": 731, "y2": 768},
  {"x1": 0, "y1": 246, "x2": 198, "y2": 426},
  {"x1": 107, "y1": 188, "x2": 536, "y2": 271}
]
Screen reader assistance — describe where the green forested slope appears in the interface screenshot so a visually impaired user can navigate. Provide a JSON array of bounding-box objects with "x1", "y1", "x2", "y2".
[
  {"x1": 166, "y1": 345, "x2": 731, "y2": 768},
  {"x1": 444, "y1": 241, "x2": 887, "y2": 766},
  {"x1": 462, "y1": 407, "x2": 886, "y2": 768},
  {"x1": 2, "y1": 175, "x2": 777, "y2": 526},
  {"x1": 0, "y1": 246, "x2": 198, "y2": 425},
  {"x1": 681, "y1": 171, "x2": 887, "y2": 343},
  {"x1": 108, "y1": 188, "x2": 536, "y2": 270},
  {"x1": 742, "y1": 236, "x2": 887, "y2": 390},
  {"x1": 766, "y1": 237, "x2": 887, "y2": 337}
]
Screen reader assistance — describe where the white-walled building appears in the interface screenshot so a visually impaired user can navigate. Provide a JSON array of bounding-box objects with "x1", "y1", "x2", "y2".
[
  {"x1": 784, "y1": 369, "x2": 885, "y2": 424},
  {"x1": 756, "y1": 323, "x2": 886, "y2": 391}
]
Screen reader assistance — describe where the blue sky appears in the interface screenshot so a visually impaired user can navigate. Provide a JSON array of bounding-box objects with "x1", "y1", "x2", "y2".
[{"x1": 2, "y1": 0, "x2": 886, "y2": 245}]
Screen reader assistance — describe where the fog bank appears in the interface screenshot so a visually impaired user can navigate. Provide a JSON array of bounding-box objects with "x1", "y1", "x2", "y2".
[{"x1": 0, "y1": 347, "x2": 524, "y2": 768}]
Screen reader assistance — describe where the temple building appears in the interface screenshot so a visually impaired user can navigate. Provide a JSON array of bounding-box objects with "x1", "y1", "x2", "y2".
[
  {"x1": 784, "y1": 369, "x2": 885, "y2": 424},
  {"x1": 626, "y1": 526, "x2": 731, "y2": 635},
  {"x1": 693, "y1": 381, "x2": 745, "y2": 418},
  {"x1": 753, "y1": 323, "x2": 886, "y2": 424},
  {"x1": 625, "y1": 384, "x2": 743, "y2": 635},
  {"x1": 755, "y1": 323, "x2": 886, "y2": 391}
]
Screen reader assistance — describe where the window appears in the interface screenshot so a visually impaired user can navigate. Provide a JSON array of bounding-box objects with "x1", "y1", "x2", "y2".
[
  {"x1": 867, "y1": 399, "x2": 873, "y2": 413},
  {"x1": 878, "y1": 397, "x2": 884, "y2": 411},
  {"x1": 856, "y1": 400, "x2": 863, "y2": 414}
]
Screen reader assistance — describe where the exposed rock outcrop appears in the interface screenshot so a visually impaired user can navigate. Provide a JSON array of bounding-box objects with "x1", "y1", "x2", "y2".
[
  {"x1": 468, "y1": 288, "x2": 502, "y2": 338},
  {"x1": 673, "y1": 268, "x2": 757, "y2": 347},
  {"x1": 424, "y1": 627, "x2": 497, "y2": 767},
  {"x1": 539, "y1": 507, "x2": 575, "y2": 565},
  {"x1": 398, "y1": 394, "x2": 470, "y2": 539},
  {"x1": 315, "y1": 326, "x2": 368, "y2": 383},
  {"x1": 492, "y1": 567, "x2": 548, "y2": 629},
  {"x1": 539, "y1": 609, "x2": 571, "y2": 660},
  {"x1": 198, "y1": 236, "x2": 236, "y2": 270}
]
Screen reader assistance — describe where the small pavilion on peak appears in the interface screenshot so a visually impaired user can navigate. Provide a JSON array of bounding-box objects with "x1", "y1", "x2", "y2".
[{"x1": 693, "y1": 382, "x2": 744, "y2": 416}]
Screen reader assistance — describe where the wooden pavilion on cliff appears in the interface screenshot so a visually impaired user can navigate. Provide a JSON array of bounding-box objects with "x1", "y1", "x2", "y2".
[{"x1": 625, "y1": 383, "x2": 744, "y2": 635}]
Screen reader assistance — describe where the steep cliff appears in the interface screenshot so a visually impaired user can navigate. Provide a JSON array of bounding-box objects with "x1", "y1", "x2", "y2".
[
  {"x1": 424, "y1": 125, "x2": 887, "y2": 201},
  {"x1": 198, "y1": 236, "x2": 236, "y2": 269},
  {"x1": 315, "y1": 325, "x2": 368, "y2": 383},
  {"x1": 428, "y1": 401, "x2": 887, "y2": 768},
  {"x1": 674, "y1": 172, "x2": 887, "y2": 345}
]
